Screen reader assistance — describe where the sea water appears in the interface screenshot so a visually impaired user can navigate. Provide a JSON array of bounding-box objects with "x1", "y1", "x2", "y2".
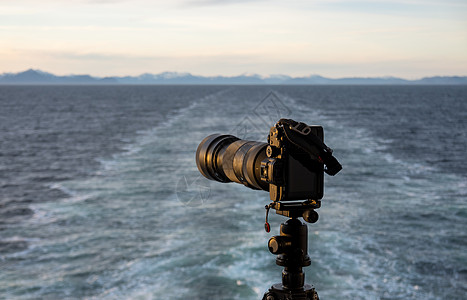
[{"x1": 0, "y1": 85, "x2": 465, "y2": 299}]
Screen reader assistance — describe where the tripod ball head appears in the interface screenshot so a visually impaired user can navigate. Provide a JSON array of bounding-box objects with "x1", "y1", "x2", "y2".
[{"x1": 270, "y1": 218, "x2": 311, "y2": 268}]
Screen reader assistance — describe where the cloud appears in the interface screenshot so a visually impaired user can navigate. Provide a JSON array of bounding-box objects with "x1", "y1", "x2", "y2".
[
  {"x1": 45, "y1": 50, "x2": 171, "y2": 62},
  {"x1": 184, "y1": 0, "x2": 266, "y2": 7},
  {"x1": 313, "y1": 0, "x2": 467, "y2": 16}
]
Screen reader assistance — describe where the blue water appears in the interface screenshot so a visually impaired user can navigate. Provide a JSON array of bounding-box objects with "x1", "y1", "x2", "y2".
[{"x1": 0, "y1": 85, "x2": 466, "y2": 299}]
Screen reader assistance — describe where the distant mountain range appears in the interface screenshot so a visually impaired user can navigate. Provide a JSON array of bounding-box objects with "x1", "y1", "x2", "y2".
[{"x1": 1, "y1": 69, "x2": 466, "y2": 85}]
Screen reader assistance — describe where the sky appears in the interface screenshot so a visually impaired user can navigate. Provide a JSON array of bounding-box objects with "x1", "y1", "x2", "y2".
[{"x1": 0, "y1": 0, "x2": 466, "y2": 78}]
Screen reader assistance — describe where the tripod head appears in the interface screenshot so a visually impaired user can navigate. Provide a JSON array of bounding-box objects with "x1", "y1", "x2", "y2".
[{"x1": 262, "y1": 201, "x2": 321, "y2": 300}]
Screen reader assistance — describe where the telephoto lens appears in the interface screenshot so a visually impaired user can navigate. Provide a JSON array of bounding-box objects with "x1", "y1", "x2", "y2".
[{"x1": 196, "y1": 134, "x2": 269, "y2": 191}]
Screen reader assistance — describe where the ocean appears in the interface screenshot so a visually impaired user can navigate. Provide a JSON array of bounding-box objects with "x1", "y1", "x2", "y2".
[{"x1": 0, "y1": 85, "x2": 466, "y2": 299}]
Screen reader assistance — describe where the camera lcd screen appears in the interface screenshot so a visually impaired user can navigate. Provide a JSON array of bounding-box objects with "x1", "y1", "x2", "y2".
[{"x1": 286, "y1": 155, "x2": 324, "y2": 200}]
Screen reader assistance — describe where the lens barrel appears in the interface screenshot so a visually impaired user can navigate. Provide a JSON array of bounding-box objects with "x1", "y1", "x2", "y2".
[{"x1": 196, "y1": 134, "x2": 269, "y2": 191}]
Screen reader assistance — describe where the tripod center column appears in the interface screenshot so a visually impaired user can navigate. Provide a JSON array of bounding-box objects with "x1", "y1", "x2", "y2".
[{"x1": 282, "y1": 266, "x2": 305, "y2": 289}]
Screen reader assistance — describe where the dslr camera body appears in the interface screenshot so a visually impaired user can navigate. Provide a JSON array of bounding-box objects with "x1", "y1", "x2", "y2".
[
  {"x1": 261, "y1": 120, "x2": 324, "y2": 202},
  {"x1": 196, "y1": 119, "x2": 341, "y2": 203}
]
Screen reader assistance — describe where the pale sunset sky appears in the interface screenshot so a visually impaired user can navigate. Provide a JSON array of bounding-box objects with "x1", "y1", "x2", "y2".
[{"x1": 1, "y1": 0, "x2": 466, "y2": 78}]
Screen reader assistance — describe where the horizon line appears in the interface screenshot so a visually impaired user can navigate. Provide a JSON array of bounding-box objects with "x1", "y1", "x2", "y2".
[{"x1": 2, "y1": 68, "x2": 467, "y2": 81}]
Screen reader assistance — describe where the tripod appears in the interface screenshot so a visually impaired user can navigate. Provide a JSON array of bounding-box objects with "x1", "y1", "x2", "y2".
[{"x1": 262, "y1": 201, "x2": 320, "y2": 300}]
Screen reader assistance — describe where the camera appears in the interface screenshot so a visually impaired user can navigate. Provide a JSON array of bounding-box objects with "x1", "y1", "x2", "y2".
[
  {"x1": 196, "y1": 119, "x2": 341, "y2": 202},
  {"x1": 196, "y1": 119, "x2": 342, "y2": 299}
]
